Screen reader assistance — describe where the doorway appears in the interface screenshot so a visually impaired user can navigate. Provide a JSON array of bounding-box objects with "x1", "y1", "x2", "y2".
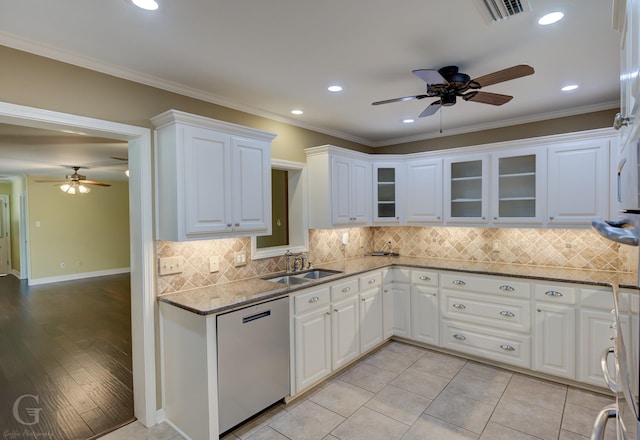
[
  {"x1": 0, "y1": 194, "x2": 10, "y2": 275},
  {"x1": 0, "y1": 101, "x2": 157, "y2": 428}
]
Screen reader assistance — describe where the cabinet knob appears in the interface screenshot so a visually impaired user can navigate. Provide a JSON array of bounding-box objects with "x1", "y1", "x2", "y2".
[
  {"x1": 342, "y1": 286, "x2": 350, "y2": 293},
  {"x1": 419, "y1": 276, "x2": 430, "y2": 281},
  {"x1": 482, "y1": 217, "x2": 486, "y2": 220},
  {"x1": 235, "y1": 223, "x2": 240, "y2": 227},
  {"x1": 362, "y1": 298, "x2": 366, "y2": 302},
  {"x1": 452, "y1": 303, "x2": 466, "y2": 310},
  {"x1": 453, "y1": 333, "x2": 466, "y2": 341},
  {"x1": 545, "y1": 290, "x2": 563, "y2": 297},
  {"x1": 500, "y1": 310, "x2": 515, "y2": 317},
  {"x1": 500, "y1": 344, "x2": 516, "y2": 352},
  {"x1": 368, "y1": 279, "x2": 376, "y2": 284},
  {"x1": 549, "y1": 216, "x2": 554, "y2": 220},
  {"x1": 437, "y1": 216, "x2": 441, "y2": 220},
  {"x1": 226, "y1": 224, "x2": 232, "y2": 228},
  {"x1": 334, "y1": 308, "x2": 338, "y2": 312},
  {"x1": 614, "y1": 112, "x2": 632, "y2": 130},
  {"x1": 499, "y1": 285, "x2": 515, "y2": 292},
  {"x1": 308, "y1": 296, "x2": 319, "y2": 303},
  {"x1": 493, "y1": 217, "x2": 498, "y2": 220},
  {"x1": 452, "y1": 280, "x2": 466, "y2": 286}
]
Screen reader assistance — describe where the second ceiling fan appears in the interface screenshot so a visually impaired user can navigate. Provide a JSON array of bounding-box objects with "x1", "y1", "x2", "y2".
[{"x1": 372, "y1": 64, "x2": 535, "y2": 118}]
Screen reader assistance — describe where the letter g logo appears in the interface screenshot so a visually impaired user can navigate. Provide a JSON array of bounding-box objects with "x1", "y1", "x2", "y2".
[{"x1": 13, "y1": 394, "x2": 42, "y2": 426}]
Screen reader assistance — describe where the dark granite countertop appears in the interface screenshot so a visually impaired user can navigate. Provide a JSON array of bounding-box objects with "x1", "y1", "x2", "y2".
[{"x1": 157, "y1": 256, "x2": 638, "y2": 316}]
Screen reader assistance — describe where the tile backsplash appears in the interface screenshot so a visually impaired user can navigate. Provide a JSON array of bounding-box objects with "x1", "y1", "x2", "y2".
[{"x1": 157, "y1": 226, "x2": 636, "y2": 295}]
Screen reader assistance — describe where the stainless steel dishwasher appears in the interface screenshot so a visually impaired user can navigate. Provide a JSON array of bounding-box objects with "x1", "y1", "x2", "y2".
[{"x1": 216, "y1": 296, "x2": 290, "y2": 434}]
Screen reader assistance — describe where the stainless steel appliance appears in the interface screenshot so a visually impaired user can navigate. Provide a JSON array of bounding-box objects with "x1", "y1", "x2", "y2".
[
  {"x1": 216, "y1": 296, "x2": 290, "y2": 434},
  {"x1": 591, "y1": 137, "x2": 640, "y2": 439}
]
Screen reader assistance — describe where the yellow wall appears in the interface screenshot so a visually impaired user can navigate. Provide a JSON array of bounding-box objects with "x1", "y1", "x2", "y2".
[{"x1": 26, "y1": 175, "x2": 130, "y2": 279}]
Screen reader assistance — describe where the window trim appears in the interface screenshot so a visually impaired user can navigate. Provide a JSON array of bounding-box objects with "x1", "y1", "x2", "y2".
[{"x1": 251, "y1": 159, "x2": 308, "y2": 260}]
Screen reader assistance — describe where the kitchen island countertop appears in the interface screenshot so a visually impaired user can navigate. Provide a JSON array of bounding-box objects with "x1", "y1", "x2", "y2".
[{"x1": 157, "y1": 255, "x2": 638, "y2": 315}]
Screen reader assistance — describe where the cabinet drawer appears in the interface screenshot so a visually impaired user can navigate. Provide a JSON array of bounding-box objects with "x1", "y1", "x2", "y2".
[
  {"x1": 534, "y1": 283, "x2": 576, "y2": 304},
  {"x1": 441, "y1": 290, "x2": 530, "y2": 333},
  {"x1": 295, "y1": 287, "x2": 330, "y2": 315},
  {"x1": 441, "y1": 273, "x2": 530, "y2": 299},
  {"x1": 359, "y1": 271, "x2": 382, "y2": 291},
  {"x1": 331, "y1": 278, "x2": 359, "y2": 302},
  {"x1": 411, "y1": 269, "x2": 439, "y2": 287},
  {"x1": 384, "y1": 268, "x2": 411, "y2": 284},
  {"x1": 580, "y1": 286, "x2": 614, "y2": 310},
  {"x1": 441, "y1": 320, "x2": 531, "y2": 369}
]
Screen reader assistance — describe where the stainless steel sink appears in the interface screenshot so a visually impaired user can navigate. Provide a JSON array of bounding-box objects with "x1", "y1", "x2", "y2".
[
  {"x1": 266, "y1": 275, "x2": 311, "y2": 285},
  {"x1": 264, "y1": 268, "x2": 342, "y2": 284},
  {"x1": 295, "y1": 269, "x2": 342, "y2": 280}
]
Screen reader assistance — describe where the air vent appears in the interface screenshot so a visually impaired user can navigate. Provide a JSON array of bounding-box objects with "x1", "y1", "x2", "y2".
[{"x1": 474, "y1": 0, "x2": 532, "y2": 23}]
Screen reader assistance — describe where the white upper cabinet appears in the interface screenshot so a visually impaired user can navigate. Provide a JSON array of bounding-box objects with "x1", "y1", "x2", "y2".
[
  {"x1": 372, "y1": 161, "x2": 405, "y2": 225},
  {"x1": 444, "y1": 153, "x2": 489, "y2": 224},
  {"x1": 613, "y1": 0, "x2": 640, "y2": 148},
  {"x1": 152, "y1": 110, "x2": 275, "y2": 241},
  {"x1": 306, "y1": 146, "x2": 371, "y2": 229},
  {"x1": 547, "y1": 138, "x2": 610, "y2": 226},
  {"x1": 491, "y1": 147, "x2": 546, "y2": 226},
  {"x1": 405, "y1": 158, "x2": 443, "y2": 225}
]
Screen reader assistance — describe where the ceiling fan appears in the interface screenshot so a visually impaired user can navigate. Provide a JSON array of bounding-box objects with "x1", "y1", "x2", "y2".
[
  {"x1": 35, "y1": 166, "x2": 111, "y2": 194},
  {"x1": 372, "y1": 64, "x2": 535, "y2": 118}
]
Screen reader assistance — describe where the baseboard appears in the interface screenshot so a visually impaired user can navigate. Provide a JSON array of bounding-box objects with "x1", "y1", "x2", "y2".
[
  {"x1": 163, "y1": 416, "x2": 193, "y2": 440},
  {"x1": 156, "y1": 408, "x2": 166, "y2": 423},
  {"x1": 12, "y1": 269, "x2": 23, "y2": 279},
  {"x1": 28, "y1": 267, "x2": 131, "y2": 286}
]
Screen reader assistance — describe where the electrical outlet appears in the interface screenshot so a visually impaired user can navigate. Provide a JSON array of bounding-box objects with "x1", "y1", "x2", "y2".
[
  {"x1": 493, "y1": 240, "x2": 501, "y2": 252},
  {"x1": 209, "y1": 256, "x2": 220, "y2": 273},
  {"x1": 234, "y1": 252, "x2": 247, "y2": 267},
  {"x1": 60, "y1": 262, "x2": 65, "y2": 269},
  {"x1": 158, "y1": 256, "x2": 184, "y2": 275}
]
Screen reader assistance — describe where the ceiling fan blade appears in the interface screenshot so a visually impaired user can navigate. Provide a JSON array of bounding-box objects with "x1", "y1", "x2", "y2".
[
  {"x1": 80, "y1": 179, "x2": 112, "y2": 187},
  {"x1": 418, "y1": 101, "x2": 442, "y2": 118},
  {"x1": 372, "y1": 95, "x2": 429, "y2": 105},
  {"x1": 471, "y1": 64, "x2": 534, "y2": 88},
  {"x1": 463, "y1": 91, "x2": 513, "y2": 105},
  {"x1": 35, "y1": 179, "x2": 67, "y2": 183},
  {"x1": 110, "y1": 156, "x2": 128, "y2": 161},
  {"x1": 412, "y1": 69, "x2": 448, "y2": 85}
]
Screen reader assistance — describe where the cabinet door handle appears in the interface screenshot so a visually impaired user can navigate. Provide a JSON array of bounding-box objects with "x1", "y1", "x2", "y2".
[
  {"x1": 499, "y1": 285, "x2": 515, "y2": 292},
  {"x1": 308, "y1": 296, "x2": 319, "y2": 303},
  {"x1": 545, "y1": 290, "x2": 563, "y2": 297},
  {"x1": 453, "y1": 333, "x2": 466, "y2": 341},
  {"x1": 368, "y1": 279, "x2": 376, "y2": 284},
  {"x1": 500, "y1": 310, "x2": 515, "y2": 317},
  {"x1": 383, "y1": 289, "x2": 388, "y2": 293},
  {"x1": 361, "y1": 298, "x2": 366, "y2": 302},
  {"x1": 419, "y1": 275, "x2": 431, "y2": 281},
  {"x1": 333, "y1": 308, "x2": 338, "y2": 312},
  {"x1": 226, "y1": 224, "x2": 232, "y2": 228},
  {"x1": 452, "y1": 280, "x2": 466, "y2": 286},
  {"x1": 600, "y1": 347, "x2": 617, "y2": 392},
  {"x1": 235, "y1": 223, "x2": 240, "y2": 227},
  {"x1": 500, "y1": 344, "x2": 516, "y2": 352},
  {"x1": 342, "y1": 286, "x2": 351, "y2": 293},
  {"x1": 452, "y1": 303, "x2": 466, "y2": 310},
  {"x1": 493, "y1": 216, "x2": 498, "y2": 220}
]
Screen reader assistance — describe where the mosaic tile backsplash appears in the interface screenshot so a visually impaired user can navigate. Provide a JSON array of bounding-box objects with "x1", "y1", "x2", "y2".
[{"x1": 157, "y1": 227, "x2": 637, "y2": 295}]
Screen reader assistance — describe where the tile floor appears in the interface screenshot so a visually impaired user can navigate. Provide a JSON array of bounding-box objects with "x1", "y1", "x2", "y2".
[{"x1": 105, "y1": 341, "x2": 618, "y2": 440}]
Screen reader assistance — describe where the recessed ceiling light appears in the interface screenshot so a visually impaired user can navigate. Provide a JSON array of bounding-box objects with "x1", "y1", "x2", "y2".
[
  {"x1": 538, "y1": 11, "x2": 564, "y2": 25},
  {"x1": 403, "y1": 119, "x2": 415, "y2": 124},
  {"x1": 561, "y1": 84, "x2": 579, "y2": 92},
  {"x1": 328, "y1": 85, "x2": 343, "y2": 92},
  {"x1": 132, "y1": 0, "x2": 158, "y2": 10},
  {"x1": 291, "y1": 109, "x2": 303, "y2": 115}
]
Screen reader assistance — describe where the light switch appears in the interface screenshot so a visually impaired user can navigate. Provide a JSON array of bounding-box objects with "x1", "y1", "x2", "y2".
[{"x1": 158, "y1": 256, "x2": 184, "y2": 275}]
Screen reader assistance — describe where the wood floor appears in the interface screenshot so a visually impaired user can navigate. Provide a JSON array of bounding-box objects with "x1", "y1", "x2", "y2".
[{"x1": 0, "y1": 273, "x2": 134, "y2": 439}]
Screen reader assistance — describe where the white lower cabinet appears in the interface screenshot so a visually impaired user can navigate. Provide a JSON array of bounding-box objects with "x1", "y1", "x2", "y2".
[
  {"x1": 382, "y1": 268, "x2": 411, "y2": 339},
  {"x1": 331, "y1": 295, "x2": 359, "y2": 370},
  {"x1": 294, "y1": 286, "x2": 332, "y2": 392},
  {"x1": 359, "y1": 286, "x2": 383, "y2": 352},
  {"x1": 533, "y1": 283, "x2": 576, "y2": 379},
  {"x1": 411, "y1": 285, "x2": 439, "y2": 345}
]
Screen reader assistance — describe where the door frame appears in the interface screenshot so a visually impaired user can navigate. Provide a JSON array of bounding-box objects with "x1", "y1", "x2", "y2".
[
  {"x1": 0, "y1": 101, "x2": 157, "y2": 427},
  {"x1": 0, "y1": 194, "x2": 10, "y2": 274}
]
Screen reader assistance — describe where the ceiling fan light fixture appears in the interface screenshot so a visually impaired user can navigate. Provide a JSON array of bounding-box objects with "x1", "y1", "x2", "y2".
[
  {"x1": 60, "y1": 181, "x2": 91, "y2": 194},
  {"x1": 403, "y1": 119, "x2": 415, "y2": 124},
  {"x1": 538, "y1": 11, "x2": 564, "y2": 26},
  {"x1": 291, "y1": 109, "x2": 303, "y2": 115},
  {"x1": 131, "y1": 0, "x2": 158, "y2": 10},
  {"x1": 328, "y1": 85, "x2": 342, "y2": 92}
]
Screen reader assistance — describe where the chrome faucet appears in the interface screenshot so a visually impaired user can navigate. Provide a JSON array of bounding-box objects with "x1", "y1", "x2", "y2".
[{"x1": 285, "y1": 250, "x2": 307, "y2": 273}]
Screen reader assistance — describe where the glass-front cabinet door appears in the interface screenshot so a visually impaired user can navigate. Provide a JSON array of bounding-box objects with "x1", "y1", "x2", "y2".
[
  {"x1": 491, "y1": 148, "x2": 546, "y2": 225},
  {"x1": 372, "y1": 162, "x2": 404, "y2": 224},
  {"x1": 444, "y1": 154, "x2": 489, "y2": 224}
]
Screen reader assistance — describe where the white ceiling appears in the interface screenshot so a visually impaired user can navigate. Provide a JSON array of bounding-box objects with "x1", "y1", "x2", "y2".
[{"x1": 0, "y1": 0, "x2": 621, "y2": 178}]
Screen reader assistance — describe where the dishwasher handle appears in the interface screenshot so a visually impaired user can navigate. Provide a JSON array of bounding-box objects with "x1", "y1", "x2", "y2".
[{"x1": 242, "y1": 310, "x2": 271, "y2": 323}]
